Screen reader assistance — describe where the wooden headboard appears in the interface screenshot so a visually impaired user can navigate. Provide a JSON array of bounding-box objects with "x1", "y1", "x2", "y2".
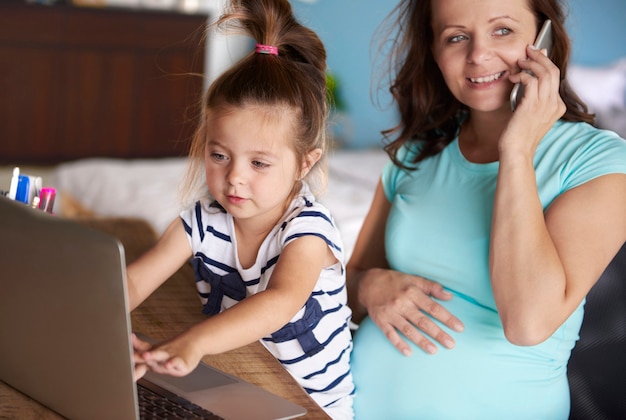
[{"x1": 0, "y1": 2, "x2": 207, "y2": 165}]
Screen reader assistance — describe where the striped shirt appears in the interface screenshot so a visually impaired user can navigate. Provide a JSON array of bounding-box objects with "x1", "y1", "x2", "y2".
[{"x1": 180, "y1": 184, "x2": 354, "y2": 418}]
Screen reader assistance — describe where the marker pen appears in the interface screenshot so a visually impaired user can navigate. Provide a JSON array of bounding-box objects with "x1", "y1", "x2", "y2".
[
  {"x1": 32, "y1": 176, "x2": 42, "y2": 200},
  {"x1": 15, "y1": 175, "x2": 42, "y2": 205},
  {"x1": 7, "y1": 167, "x2": 19, "y2": 200},
  {"x1": 15, "y1": 175, "x2": 31, "y2": 204},
  {"x1": 38, "y1": 187, "x2": 56, "y2": 213}
]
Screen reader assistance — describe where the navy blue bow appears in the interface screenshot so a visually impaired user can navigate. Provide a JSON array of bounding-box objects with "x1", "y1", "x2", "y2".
[
  {"x1": 271, "y1": 298, "x2": 324, "y2": 357},
  {"x1": 192, "y1": 259, "x2": 247, "y2": 315}
]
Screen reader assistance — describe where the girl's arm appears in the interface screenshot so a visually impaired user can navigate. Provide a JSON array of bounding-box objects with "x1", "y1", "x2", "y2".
[
  {"x1": 126, "y1": 218, "x2": 193, "y2": 311},
  {"x1": 491, "y1": 46, "x2": 626, "y2": 345},
  {"x1": 136, "y1": 233, "x2": 336, "y2": 377},
  {"x1": 346, "y1": 181, "x2": 463, "y2": 356}
]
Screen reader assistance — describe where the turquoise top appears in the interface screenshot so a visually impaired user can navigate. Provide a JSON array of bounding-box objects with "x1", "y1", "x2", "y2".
[{"x1": 351, "y1": 121, "x2": 626, "y2": 419}]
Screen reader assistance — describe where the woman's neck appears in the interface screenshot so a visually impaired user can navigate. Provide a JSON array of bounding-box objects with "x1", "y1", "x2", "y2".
[{"x1": 458, "y1": 110, "x2": 511, "y2": 163}]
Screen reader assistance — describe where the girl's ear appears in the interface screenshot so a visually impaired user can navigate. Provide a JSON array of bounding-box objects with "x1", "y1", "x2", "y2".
[{"x1": 300, "y1": 148, "x2": 323, "y2": 179}]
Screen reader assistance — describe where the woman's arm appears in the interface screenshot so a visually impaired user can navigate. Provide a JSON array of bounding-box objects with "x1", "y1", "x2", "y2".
[
  {"x1": 346, "y1": 181, "x2": 392, "y2": 322},
  {"x1": 491, "y1": 170, "x2": 626, "y2": 345},
  {"x1": 347, "y1": 181, "x2": 463, "y2": 356},
  {"x1": 126, "y1": 218, "x2": 193, "y2": 311},
  {"x1": 135, "y1": 233, "x2": 335, "y2": 377},
  {"x1": 492, "y1": 47, "x2": 626, "y2": 345}
]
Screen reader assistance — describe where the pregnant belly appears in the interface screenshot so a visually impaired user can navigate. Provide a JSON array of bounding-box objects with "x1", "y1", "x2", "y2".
[{"x1": 350, "y1": 295, "x2": 571, "y2": 420}]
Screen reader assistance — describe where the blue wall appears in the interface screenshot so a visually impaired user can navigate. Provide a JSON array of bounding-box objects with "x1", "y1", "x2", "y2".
[
  {"x1": 567, "y1": 0, "x2": 626, "y2": 65},
  {"x1": 291, "y1": 0, "x2": 626, "y2": 148}
]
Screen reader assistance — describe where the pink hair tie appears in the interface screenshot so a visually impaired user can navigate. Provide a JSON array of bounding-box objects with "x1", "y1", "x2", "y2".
[{"x1": 255, "y1": 43, "x2": 279, "y2": 56}]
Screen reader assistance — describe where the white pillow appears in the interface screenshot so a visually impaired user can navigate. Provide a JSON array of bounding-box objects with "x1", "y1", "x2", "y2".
[
  {"x1": 568, "y1": 59, "x2": 626, "y2": 113},
  {"x1": 52, "y1": 158, "x2": 188, "y2": 235}
]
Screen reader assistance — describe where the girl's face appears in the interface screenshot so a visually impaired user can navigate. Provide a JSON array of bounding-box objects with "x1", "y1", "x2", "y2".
[
  {"x1": 204, "y1": 106, "x2": 309, "y2": 229},
  {"x1": 430, "y1": 0, "x2": 539, "y2": 113}
]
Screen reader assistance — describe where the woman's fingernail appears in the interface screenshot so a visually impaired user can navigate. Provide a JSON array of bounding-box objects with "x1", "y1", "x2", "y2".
[{"x1": 443, "y1": 338, "x2": 455, "y2": 349}]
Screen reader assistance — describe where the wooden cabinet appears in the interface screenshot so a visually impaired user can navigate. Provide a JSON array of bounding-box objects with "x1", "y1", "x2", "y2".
[{"x1": 0, "y1": 3, "x2": 207, "y2": 164}]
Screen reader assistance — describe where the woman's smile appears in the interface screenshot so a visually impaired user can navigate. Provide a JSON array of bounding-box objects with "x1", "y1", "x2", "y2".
[{"x1": 468, "y1": 70, "x2": 505, "y2": 85}]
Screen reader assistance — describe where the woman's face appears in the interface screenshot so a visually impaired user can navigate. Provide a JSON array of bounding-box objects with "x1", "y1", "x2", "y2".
[{"x1": 430, "y1": 0, "x2": 539, "y2": 113}]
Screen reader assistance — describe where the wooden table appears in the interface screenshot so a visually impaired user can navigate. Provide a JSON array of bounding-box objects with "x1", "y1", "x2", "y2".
[{"x1": 0, "y1": 218, "x2": 329, "y2": 419}]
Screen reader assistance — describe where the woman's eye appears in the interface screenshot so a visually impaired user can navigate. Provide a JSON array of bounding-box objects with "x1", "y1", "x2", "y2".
[
  {"x1": 494, "y1": 27, "x2": 512, "y2": 36},
  {"x1": 447, "y1": 34, "x2": 468, "y2": 44}
]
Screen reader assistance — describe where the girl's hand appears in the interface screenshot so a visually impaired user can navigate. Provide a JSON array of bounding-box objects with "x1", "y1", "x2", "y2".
[
  {"x1": 132, "y1": 333, "x2": 152, "y2": 381},
  {"x1": 357, "y1": 268, "x2": 464, "y2": 356},
  {"x1": 134, "y1": 333, "x2": 204, "y2": 378},
  {"x1": 502, "y1": 45, "x2": 566, "y2": 158}
]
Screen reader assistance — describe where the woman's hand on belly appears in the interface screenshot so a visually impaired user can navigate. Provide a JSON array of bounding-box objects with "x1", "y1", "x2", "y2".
[{"x1": 357, "y1": 267, "x2": 464, "y2": 356}]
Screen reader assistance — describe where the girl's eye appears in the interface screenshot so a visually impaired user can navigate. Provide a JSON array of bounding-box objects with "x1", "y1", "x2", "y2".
[
  {"x1": 252, "y1": 160, "x2": 269, "y2": 169},
  {"x1": 211, "y1": 152, "x2": 227, "y2": 161}
]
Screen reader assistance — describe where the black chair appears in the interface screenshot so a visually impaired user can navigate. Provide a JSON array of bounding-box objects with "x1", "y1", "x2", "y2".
[{"x1": 568, "y1": 242, "x2": 626, "y2": 420}]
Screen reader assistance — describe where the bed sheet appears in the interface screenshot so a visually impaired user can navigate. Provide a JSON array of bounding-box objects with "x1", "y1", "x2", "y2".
[{"x1": 52, "y1": 150, "x2": 389, "y2": 261}]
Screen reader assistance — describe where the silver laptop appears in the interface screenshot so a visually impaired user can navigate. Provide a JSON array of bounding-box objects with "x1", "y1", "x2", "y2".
[{"x1": 0, "y1": 196, "x2": 306, "y2": 420}]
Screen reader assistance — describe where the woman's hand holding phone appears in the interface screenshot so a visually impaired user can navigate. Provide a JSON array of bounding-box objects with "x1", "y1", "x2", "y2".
[
  {"x1": 502, "y1": 40, "x2": 566, "y2": 158},
  {"x1": 510, "y1": 20, "x2": 553, "y2": 111}
]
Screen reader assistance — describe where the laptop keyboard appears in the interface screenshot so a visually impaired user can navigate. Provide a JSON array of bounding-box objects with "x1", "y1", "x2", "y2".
[{"x1": 137, "y1": 378, "x2": 224, "y2": 419}]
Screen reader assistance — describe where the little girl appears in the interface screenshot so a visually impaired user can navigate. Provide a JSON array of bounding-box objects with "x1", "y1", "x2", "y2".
[{"x1": 128, "y1": 0, "x2": 354, "y2": 418}]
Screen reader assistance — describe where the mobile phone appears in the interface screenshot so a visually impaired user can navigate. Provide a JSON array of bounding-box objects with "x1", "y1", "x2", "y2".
[{"x1": 510, "y1": 19, "x2": 553, "y2": 111}]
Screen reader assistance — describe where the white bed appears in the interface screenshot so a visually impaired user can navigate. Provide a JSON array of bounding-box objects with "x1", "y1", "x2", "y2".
[
  {"x1": 568, "y1": 58, "x2": 626, "y2": 138},
  {"x1": 51, "y1": 149, "x2": 389, "y2": 261}
]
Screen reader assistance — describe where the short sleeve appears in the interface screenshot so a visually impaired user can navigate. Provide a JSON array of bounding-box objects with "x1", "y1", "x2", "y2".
[
  {"x1": 280, "y1": 201, "x2": 345, "y2": 266},
  {"x1": 381, "y1": 143, "x2": 422, "y2": 201},
  {"x1": 561, "y1": 129, "x2": 626, "y2": 190}
]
